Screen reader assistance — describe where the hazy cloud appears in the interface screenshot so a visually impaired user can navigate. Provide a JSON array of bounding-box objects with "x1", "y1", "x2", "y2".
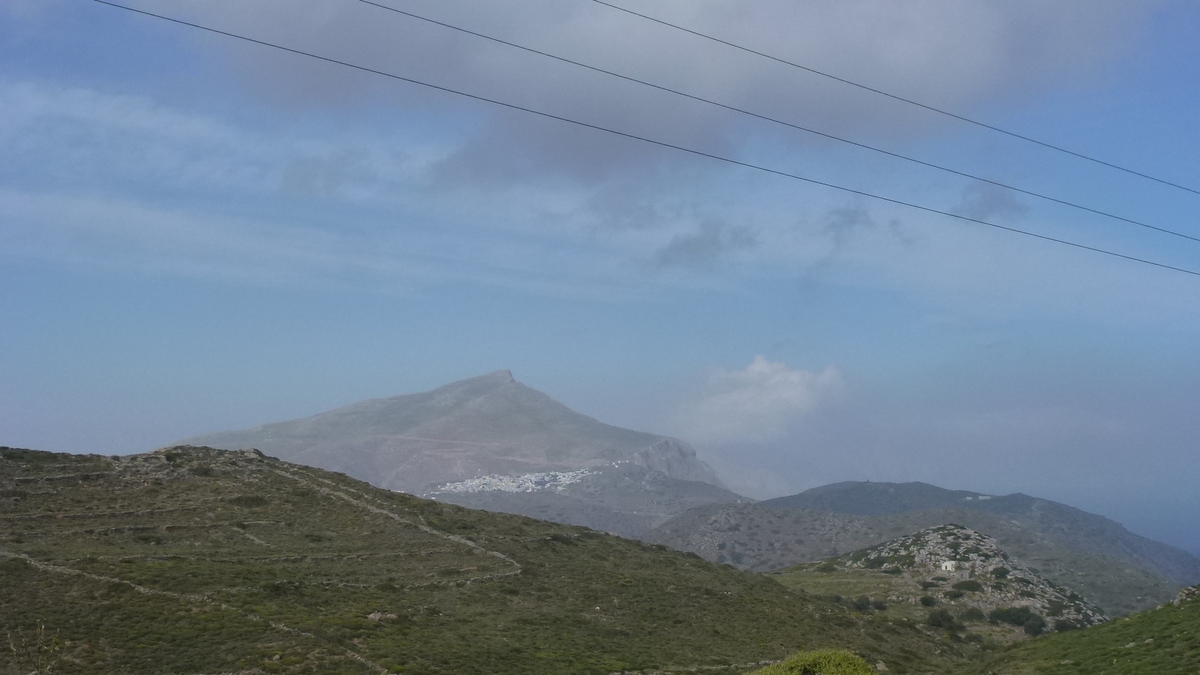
[
  {"x1": 675, "y1": 356, "x2": 843, "y2": 445},
  {"x1": 654, "y1": 220, "x2": 757, "y2": 271},
  {"x1": 149, "y1": 0, "x2": 1161, "y2": 181},
  {"x1": 952, "y1": 183, "x2": 1030, "y2": 221}
]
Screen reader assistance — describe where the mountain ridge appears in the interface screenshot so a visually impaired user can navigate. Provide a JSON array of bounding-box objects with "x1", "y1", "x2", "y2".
[
  {"x1": 763, "y1": 481, "x2": 1200, "y2": 587},
  {"x1": 180, "y1": 370, "x2": 723, "y2": 492},
  {"x1": 178, "y1": 371, "x2": 740, "y2": 537}
]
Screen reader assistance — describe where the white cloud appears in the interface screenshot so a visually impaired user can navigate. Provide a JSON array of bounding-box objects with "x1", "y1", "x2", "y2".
[
  {"x1": 143, "y1": 0, "x2": 1161, "y2": 169},
  {"x1": 674, "y1": 356, "x2": 843, "y2": 445}
]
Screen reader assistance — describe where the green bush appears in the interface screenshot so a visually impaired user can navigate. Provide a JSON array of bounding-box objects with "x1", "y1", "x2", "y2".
[
  {"x1": 749, "y1": 649, "x2": 874, "y2": 675},
  {"x1": 927, "y1": 609, "x2": 958, "y2": 631},
  {"x1": 920, "y1": 596, "x2": 938, "y2": 607},
  {"x1": 991, "y1": 567, "x2": 1010, "y2": 579},
  {"x1": 952, "y1": 580, "x2": 983, "y2": 592},
  {"x1": 989, "y1": 606, "x2": 1046, "y2": 635},
  {"x1": 1023, "y1": 614, "x2": 1047, "y2": 636},
  {"x1": 960, "y1": 607, "x2": 986, "y2": 622}
]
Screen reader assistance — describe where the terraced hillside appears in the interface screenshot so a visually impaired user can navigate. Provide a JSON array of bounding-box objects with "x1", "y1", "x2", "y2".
[{"x1": 1, "y1": 446, "x2": 974, "y2": 675}]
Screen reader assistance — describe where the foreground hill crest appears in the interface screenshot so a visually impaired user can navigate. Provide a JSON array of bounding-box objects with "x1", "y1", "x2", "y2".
[{"x1": 0, "y1": 445, "x2": 976, "y2": 675}]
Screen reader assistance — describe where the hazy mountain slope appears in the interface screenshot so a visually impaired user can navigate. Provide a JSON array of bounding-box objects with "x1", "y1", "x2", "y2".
[
  {"x1": 179, "y1": 372, "x2": 741, "y2": 536},
  {"x1": 651, "y1": 503, "x2": 1183, "y2": 616},
  {"x1": 965, "y1": 585, "x2": 1200, "y2": 675},
  {"x1": 764, "y1": 482, "x2": 1200, "y2": 588},
  {"x1": 434, "y1": 463, "x2": 751, "y2": 537},
  {"x1": 0, "y1": 446, "x2": 978, "y2": 675},
  {"x1": 182, "y1": 370, "x2": 722, "y2": 492}
]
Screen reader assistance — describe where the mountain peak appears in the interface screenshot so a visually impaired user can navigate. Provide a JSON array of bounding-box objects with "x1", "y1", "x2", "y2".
[{"x1": 470, "y1": 369, "x2": 516, "y2": 385}]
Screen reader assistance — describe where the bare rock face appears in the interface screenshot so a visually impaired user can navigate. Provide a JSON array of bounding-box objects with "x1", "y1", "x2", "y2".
[
  {"x1": 178, "y1": 371, "x2": 739, "y2": 536},
  {"x1": 1175, "y1": 585, "x2": 1200, "y2": 605}
]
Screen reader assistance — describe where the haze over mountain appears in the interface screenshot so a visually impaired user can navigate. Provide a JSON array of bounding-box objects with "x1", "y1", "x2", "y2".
[
  {"x1": 763, "y1": 481, "x2": 1200, "y2": 586},
  {"x1": 181, "y1": 371, "x2": 744, "y2": 536},
  {"x1": 653, "y1": 481, "x2": 1200, "y2": 616}
]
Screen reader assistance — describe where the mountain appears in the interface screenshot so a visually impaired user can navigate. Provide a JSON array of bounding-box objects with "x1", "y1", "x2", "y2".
[
  {"x1": 651, "y1": 482, "x2": 1200, "y2": 616},
  {"x1": 764, "y1": 482, "x2": 1200, "y2": 588},
  {"x1": 772, "y1": 525, "x2": 1107, "y2": 640},
  {"x1": 178, "y1": 371, "x2": 744, "y2": 537},
  {"x1": 0, "y1": 445, "x2": 978, "y2": 675}
]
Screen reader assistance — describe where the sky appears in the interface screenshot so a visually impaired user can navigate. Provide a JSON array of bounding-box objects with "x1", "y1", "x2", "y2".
[{"x1": 2, "y1": 0, "x2": 1199, "y2": 555}]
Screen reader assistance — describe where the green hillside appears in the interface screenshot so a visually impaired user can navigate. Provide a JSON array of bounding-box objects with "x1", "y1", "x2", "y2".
[
  {"x1": 1, "y1": 446, "x2": 973, "y2": 675},
  {"x1": 651, "y1": 503, "x2": 1182, "y2": 615},
  {"x1": 967, "y1": 589, "x2": 1200, "y2": 674}
]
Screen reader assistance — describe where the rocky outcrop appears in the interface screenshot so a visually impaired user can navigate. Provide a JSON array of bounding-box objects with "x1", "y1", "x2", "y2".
[
  {"x1": 1174, "y1": 585, "x2": 1199, "y2": 605},
  {"x1": 842, "y1": 524, "x2": 1107, "y2": 627}
]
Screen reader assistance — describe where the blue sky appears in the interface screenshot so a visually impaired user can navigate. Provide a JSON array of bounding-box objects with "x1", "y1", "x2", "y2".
[{"x1": 2, "y1": 0, "x2": 1199, "y2": 555}]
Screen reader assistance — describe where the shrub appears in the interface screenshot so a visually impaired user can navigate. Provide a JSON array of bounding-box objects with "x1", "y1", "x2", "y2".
[
  {"x1": 960, "y1": 607, "x2": 986, "y2": 622},
  {"x1": 872, "y1": 600, "x2": 887, "y2": 611},
  {"x1": 749, "y1": 649, "x2": 874, "y2": 675},
  {"x1": 927, "y1": 609, "x2": 958, "y2": 630},
  {"x1": 989, "y1": 606, "x2": 1046, "y2": 635},
  {"x1": 816, "y1": 563, "x2": 836, "y2": 573},
  {"x1": 991, "y1": 567, "x2": 1010, "y2": 578},
  {"x1": 919, "y1": 581, "x2": 940, "y2": 590},
  {"x1": 920, "y1": 596, "x2": 938, "y2": 607},
  {"x1": 1053, "y1": 619, "x2": 1079, "y2": 632},
  {"x1": 952, "y1": 580, "x2": 983, "y2": 592},
  {"x1": 851, "y1": 596, "x2": 873, "y2": 612},
  {"x1": 1023, "y1": 614, "x2": 1047, "y2": 636},
  {"x1": 945, "y1": 590, "x2": 964, "y2": 599}
]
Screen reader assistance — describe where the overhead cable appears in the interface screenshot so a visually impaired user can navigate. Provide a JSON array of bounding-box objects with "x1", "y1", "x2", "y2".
[
  {"x1": 354, "y1": 0, "x2": 1200, "y2": 245},
  {"x1": 92, "y1": 0, "x2": 1200, "y2": 278},
  {"x1": 591, "y1": 0, "x2": 1200, "y2": 197}
]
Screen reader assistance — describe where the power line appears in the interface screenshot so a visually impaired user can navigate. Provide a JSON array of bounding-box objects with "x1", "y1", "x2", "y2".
[
  {"x1": 591, "y1": 0, "x2": 1200, "y2": 198},
  {"x1": 354, "y1": 0, "x2": 1200, "y2": 245},
  {"x1": 92, "y1": 0, "x2": 1200, "y2": 279}
]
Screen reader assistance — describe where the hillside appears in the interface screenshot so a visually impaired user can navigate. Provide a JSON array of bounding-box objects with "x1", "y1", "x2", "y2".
[
  {"x1": 651, "y1": 503, "x2": 1183, "y2": 616},
  {"x1": 771, "y1": 525, "x2": 1106, "y2": 642},
  {"x1": 179, "y1": 371, "x2": 743, "y2": 536},
  {"x1": 966, "y1": 585, "x2": 1200, "y2": 674},
  {"x1": 764, "y1": 482, "x2": 1200, "y2": 587},
  {"x1": 1, "y1": 446, "x2": 977, "y2": 675}
]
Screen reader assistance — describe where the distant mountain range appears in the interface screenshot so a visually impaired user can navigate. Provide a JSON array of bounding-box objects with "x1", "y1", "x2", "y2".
[
  {"x1": 652, "y1": 481, "x2": 1200, "y2": 616},
  {"x1": 180, "y1": 371, "x2": 744, "y2": 536},
  {"x1": 179, "y1": 372, "x2": 1200, "y2": 615}
]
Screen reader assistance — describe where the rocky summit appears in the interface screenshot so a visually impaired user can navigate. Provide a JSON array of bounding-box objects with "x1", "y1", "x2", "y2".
[
  {"x1": 838, "y1": 524, "x2": 1107, "y2": 628},
  {"x1": 178, "y1": 371, "x2": 744, "y2": 536}
]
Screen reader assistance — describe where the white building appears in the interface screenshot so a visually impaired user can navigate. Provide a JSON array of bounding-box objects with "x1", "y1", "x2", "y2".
[{"x1": 940, "y1": 560, "x2": 959, "y2": 572}]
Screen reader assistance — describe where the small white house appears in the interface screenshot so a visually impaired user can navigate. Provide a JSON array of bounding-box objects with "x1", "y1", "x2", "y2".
[{"x1": 940, "y1": 561, "x2": 959, "y2": 572}]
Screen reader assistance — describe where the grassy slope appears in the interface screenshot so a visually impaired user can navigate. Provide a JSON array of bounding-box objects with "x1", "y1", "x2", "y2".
[
  {"x1": 1, "y1": 447, "x2": 975, "y2": 675},
  {"x1": 967, "y1": 594, "x2": 1200, "y2": 675},
  {"x1": 650, "y1": 504, "x2": 1178, "y2": 615}
]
